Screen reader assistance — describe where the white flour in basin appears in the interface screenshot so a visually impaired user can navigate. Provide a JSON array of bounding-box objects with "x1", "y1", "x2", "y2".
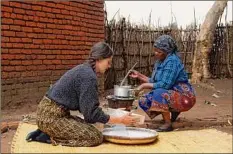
[{"x1": 103, "y1": 129, "x2": 155, "y2": 138}]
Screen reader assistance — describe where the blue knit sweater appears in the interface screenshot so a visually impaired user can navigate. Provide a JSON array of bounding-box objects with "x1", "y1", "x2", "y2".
[{"x1": 46, "y1": 63, "x2": 110, "y2": 124}]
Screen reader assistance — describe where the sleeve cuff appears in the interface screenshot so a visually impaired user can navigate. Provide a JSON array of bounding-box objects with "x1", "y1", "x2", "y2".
[
  {"x1": 148, "y1": 78, "x2": 154, "y2": 83},
  {"x1": 101, "y1": 114, "x2": 110, "y2": 124}
]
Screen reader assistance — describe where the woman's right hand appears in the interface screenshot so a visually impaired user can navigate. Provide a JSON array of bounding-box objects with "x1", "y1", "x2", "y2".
[
  {"x1": 129, "y1": 70, "x2": 140, "y2": 79},
  {"x1": 119, "y1": 114, "x2": 136, "y2": 126}
]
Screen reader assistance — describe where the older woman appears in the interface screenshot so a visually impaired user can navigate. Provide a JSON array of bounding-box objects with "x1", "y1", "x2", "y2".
[
  {"x1": 130, "y1": 35, "x2": 196, "y2": 132},
  {"x1": 26, "y1": 42, "x2": 135, "y2": 146}
]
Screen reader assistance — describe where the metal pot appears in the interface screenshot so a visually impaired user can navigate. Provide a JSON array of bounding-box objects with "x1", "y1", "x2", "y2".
[{"x1": 114, "y1": 85, "x2": 134, "y2": 98}]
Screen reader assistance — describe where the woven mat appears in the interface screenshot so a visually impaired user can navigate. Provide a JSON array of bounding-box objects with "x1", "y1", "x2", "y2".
[{"x1": 11, "y1": 122, "x2": 232, "y2": 153}]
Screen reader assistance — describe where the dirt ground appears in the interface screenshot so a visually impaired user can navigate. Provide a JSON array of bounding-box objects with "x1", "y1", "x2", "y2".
[{"x1": 1, "y1": 79, "x2": 232, "y2": 153}]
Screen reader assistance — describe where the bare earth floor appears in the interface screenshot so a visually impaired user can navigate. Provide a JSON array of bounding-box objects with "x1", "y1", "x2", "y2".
[{"x1": 1, "y1": 79, "x2": 232, "y2": 153}]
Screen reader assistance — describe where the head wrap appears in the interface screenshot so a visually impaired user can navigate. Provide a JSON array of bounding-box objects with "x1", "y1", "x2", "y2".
[{"x1": 153, "y1": 35, "x2": 178, "y2": 54}]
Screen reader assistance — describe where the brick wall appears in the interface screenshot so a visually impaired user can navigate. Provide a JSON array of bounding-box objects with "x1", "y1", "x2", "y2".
[{"x1": 1, "y1": 1, "x2": 105, "y2": 109}]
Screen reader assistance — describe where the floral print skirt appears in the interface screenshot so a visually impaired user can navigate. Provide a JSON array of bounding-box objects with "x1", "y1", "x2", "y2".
[{"x1": 139, "y1": 82, "x2": 196, "y2": 118}]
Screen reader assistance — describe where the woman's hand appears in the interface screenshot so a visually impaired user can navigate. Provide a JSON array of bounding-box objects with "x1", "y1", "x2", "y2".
[
  {"x1": 108, "y1": 114, "x2": 136, "y2": 126},
  {"x1": 119, "y1": 114, "x2": 136, "y2": 126},
  {"x1": 136, "y1": 83, "x2": 154, "y2": 91},
  {"x1": 129, "y1": 70, "x2": 150, "y2": 83},
  {"x1": 129, "y1": 70, "x2": 139, "y2": 79}
]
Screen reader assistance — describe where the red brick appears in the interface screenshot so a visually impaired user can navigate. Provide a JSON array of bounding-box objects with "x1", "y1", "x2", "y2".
[
  {"x1": 15, "y1": 66, "x2": 26, "y2": 71},
  {"x1": 56, "y1": 35, "x2": 64, "y2": 39},
  {"x1": 9, "y1": 49, "x2": 21, "y2": 54},
  {"x1": 21, "y1": 71, "x2": 34, "y2": 77},
  {"x1": 55, "y1": 14, "x2": 64, "y2": 19},
  {"x1": 2, "y1": 18, "x2": 14, "y2": 24},
  {"x1": 37, "y1": 65, "x2": 47, "y2": 70},
  {"x1": 15, "y1": 54, "x2": 26, "y2": 60},
  {"x1": 22, "y1": 27, "x2": 33, "y2": 32},
  {"x1": 46, "y1": 13, "x2": 55, "y2": 18},
  {"x1": 13, "y1": 43, "x2": 24, "y2": 48},
  {"x1": 1, "y1": 1, "x2": 10, "y2": 6},
  {"x1": 52, "y1": 39, "x2": 59, "y2": 44},
  {"x1": 21, "y1": 3, "x2": 31, "y2": 9},
  {"x1": 26, "y1": 21, "x2": 37, "y2": 27},
  {"x1": 46, "y1": 24, "x2": 56, "y2": 29},
  {"x1": 9, "y1": 1, "x2": 21, "y2": 7},
  {"x1": 37, "y1": 34, "x2": 48, "y2": 38},
  {"x1": 8, "y1": 72, "x2": 21, "y2": 78},
  {"x1": 2, "y1": 54, "x2": 15, "y2": 60},
  {"x1": 52, "y1": 29, "x2": 61, "y2": 34},
  {"x1": 22, "y1": 60, "x2": 32, "y2": 66},
  {"x1": 62, "y1": 60, "x2": 78, "y2": 65},
  {"x1": 37, "y1": 23, "x2": 46, "y2": 28},
  {"x1": 55, "y1": 65, "x2": 66, "y2": 70},
  {"x1": 37, "y1": 55, "x2": 46, "y2": 59},
  {"x1": 64, "y1": 15, "x2": 72, "y2": 20},
  {"x1": 33, "y1": 60, "x2": 42, "y2": 65},
  {"x1": 33, "y1": 39, "x2": 43, "y2": 44},
  {"x1": 3, "y1": 66, "x2": 15, "y2": 72},
  {"x1": 2, "y1": 12, "x2": 11, "y2": 18},
  {"x1": 28, "y1": 15, "x2": 34, "y2": 21},
  {"x1": 44, "y1": 29, "x2": 53, "y2": 34},
  {"x1": 43, "y1": 39, "x2": 52, "y2": 44},
  {"x1": 33, "y1": 28, "x2": 43, "y2": 33},
  {"x1": 16, "y1": 14, "x2": 24, "y2": 19},
  {"x1": 2, "y1": 37, "x2": 10, "y2": 42},
  {"x1": 23, "y1": 15, "x2": 29, "y2": 20},
  {"x1": 21, "y1": 38, "x2": 32, "y2": 43},
  {"x1": 56, "y1": 3, "x2": 65, "y2": 9},
  {"x1": 10, "y1": 13, "x2": 17, "y2": 18},
  {"x1": 2, "y1": 60, "x2": 10, "y2": 65},
  {"x1": 14, "y1": 8, "x2": 25, "y2": 14},
  {"x1": 43, "y1": 60, "x2": 52, "y2": 65},
  {"x1": 47, "y1": 34, "x2": 56, "y2": 39},
  {"x1": 27, "y1": 33, "x2": 37, "y2": 38},
  {"x1": 39, "y1": 17, "x2": 50, "y2": 23},
  {"x1": 69, "y1": 11, "x2": 76, "y2": 16},
  {"x1": 46, "y1": 55, "x2": 56, "y2": 59},
  {"x1": 2, "y1": 6, "x2": 13, "y2": 12},
  {"x1": 52, "y1": 8, "x2": 61, "y2": 14},
  {"x1": 61, "y1": 9, "x2": 69, "y2": 15},
  {"x1": 46, "y1": 65, "x2": 56, "y2": 70},
  {"x1": 20, "y1": 49, "x2": 32, "y2": 54},
  {"x1": 26, "y1": 65, "x2": 37, "y2": 71},
  {"x1": 36, "y1": 11, "x2": 46, "y2": 17},
  {"x1": 32, "y1": 5, "x2": 42, "y2": 11},
  {"x1": 10, "y1": 60, "x2": 21, "y2": 65},
  {"x1": 26, "y1": 10, "x2": 36, "y2": 16},
  {"x1": 3, "y1": 31, "x2": 16, "y2": 37},
  {"x1": 1, "y1": 49, "x2": 9, "y2": 54},
  {"x1": 9, "y1": 37, "x2": 21, "y2": 42},
  {"x1": 61, "y1": 40, "x2": 68, "y2": 45},
  {"x1": 25, "y1": 55, "x2": 36, "y2": 60},
  {"x1": 10, "y1": 25, "x2": 21, "y2": 31},
  {"x1": 42, "y1": 6, "x2": 52, "y2": 12},
  {"x1": 14, "y1": 20, "x2": 25, "y2": 26},
  {"x1": 1, "y1": 72, "x2": 9, "y2": 79}
]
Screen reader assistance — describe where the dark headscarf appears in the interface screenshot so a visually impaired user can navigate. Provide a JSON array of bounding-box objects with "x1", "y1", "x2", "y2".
[{"x1": 153, "y1": 35, "x2": 178, "y2": 54}]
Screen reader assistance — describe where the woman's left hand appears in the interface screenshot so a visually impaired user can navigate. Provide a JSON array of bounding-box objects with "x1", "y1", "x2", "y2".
[{"x1": 136, "y1": 83, "x2": 153, "y2": 91}]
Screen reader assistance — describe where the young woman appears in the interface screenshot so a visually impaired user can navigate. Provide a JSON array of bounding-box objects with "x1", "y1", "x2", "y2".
[
  {"x1": 130, "y1": 35, "x2": 196, "y2": 132},
  {"x1": 26, "y1": 42, "x2": 135, "y2": 146}
]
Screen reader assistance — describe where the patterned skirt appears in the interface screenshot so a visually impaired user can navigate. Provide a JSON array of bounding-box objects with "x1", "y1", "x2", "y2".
[
  {"x1": 36, "y1": 96, "x2": 103, "y2": 147},
  {"x1": 139, "y1": 82, "x2": 196, "y2": 119}
]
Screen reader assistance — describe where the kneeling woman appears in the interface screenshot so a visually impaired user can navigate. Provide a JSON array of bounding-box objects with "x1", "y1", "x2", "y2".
[
  {"x1": 130, "y1": 35, "x2": 196, "y2": 132},
  {"x1": 27, "y1": 42, "x2": 135, "y2": 146}
]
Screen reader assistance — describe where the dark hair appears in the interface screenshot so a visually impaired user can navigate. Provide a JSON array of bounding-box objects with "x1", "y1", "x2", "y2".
[{"x1": 87, "y1": 42, "x2": 114, "y2": 70}]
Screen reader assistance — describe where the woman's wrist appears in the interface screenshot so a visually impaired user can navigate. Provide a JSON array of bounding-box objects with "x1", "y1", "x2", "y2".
[{"x1": 108, "y1": 116, "x2": 121, "y2": 124}]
